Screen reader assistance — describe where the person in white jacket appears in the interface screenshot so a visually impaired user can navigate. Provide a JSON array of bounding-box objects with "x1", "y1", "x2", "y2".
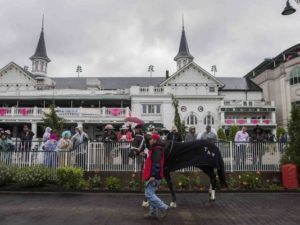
[
  {"x1": 71, "y1": 125, "x2": 89, "y2": 149},
  {"x1": 234, "y1": 126, "x2": 249, "y2": 166}
]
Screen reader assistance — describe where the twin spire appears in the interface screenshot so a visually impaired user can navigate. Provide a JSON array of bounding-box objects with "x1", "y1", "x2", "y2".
[
  {"x1": 29, "y1": 15, "x2": 191, "y2": 74},
  {"x1": 174, "y1": 15, "x2": 194, "y2": 69},
  {"x1": 30, "y1": 15, "x2": 50, "y2": 63},
  {"x1": 29, "y1": 15, "x2": 50, "y2": 76}
]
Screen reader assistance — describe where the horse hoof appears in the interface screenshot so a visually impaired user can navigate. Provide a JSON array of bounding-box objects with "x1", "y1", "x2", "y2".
[
  {"x1": 170, "y1": 202, "x2": 177, "y2": 208},
  {"x1": 209, "y1": 198, "x2": 215, "y2": 203},
  {"x1": 142, "y1": 201, "x2": 149, "y2": 207}
]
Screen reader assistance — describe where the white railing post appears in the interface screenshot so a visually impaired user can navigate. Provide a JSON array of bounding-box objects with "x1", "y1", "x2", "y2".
[
  {"x1": 87, "y1": 141, "x2": 90, "y2": 172},
  {"x1": 230, "y1": 141, "x2": 233, "y2": 172},
  {"x1": 102, "y1": 107, "x2": 106, "y2": 117},
  {"x1": 125, "y1": 107, "x2": 130, "y2": 117},
  {"x1": 11, "y1": 106, "x2": 15, "y2": 116},
  {"x1": 276, "y1": 142, "x2": 280, "y2": 171},
  {"x1": 33, "y1": 107, "x2": 38, "y2": 117}
]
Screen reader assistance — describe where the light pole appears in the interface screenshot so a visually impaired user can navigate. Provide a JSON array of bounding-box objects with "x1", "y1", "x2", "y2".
[
  {"x1": 282, "y1": 0, "x2": 300, "y2": 15},
  {"x1": 76, "y1": 65, "x2": 82, "y2": 77},
  {"x1": 211, "y1": 65, "x2": 217, "y2": 76}
]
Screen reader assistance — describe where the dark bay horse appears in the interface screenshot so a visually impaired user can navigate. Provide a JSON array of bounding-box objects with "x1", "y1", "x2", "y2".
[{"x1": 128, "y1": 134, "x2": 227, "y2": 207}]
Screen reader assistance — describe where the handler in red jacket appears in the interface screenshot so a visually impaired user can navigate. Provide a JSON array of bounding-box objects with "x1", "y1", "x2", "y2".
[{"x1": 143, "y1": 133, "x2": 169, "y2": 219}]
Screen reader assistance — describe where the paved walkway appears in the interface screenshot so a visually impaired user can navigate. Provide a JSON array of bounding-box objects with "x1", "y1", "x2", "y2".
[{"x1": 0, "y1": 192, "x2": 299, "y2": 225}]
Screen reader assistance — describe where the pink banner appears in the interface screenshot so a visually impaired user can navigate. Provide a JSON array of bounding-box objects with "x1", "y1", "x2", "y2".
[
  {"x1": 19, "y1": 108, "x2": 30, "y2": 116},
  {"x1": 225, "y1": 119, "x2": 234, "y2": 124},
  {"x1": 263, "y1": 119, "x2": 271, "y2": 124},
  {"x1": 109, "y1": 108, "x2": 122, "y2": 116},
  {"x1": 237, "y1": 119, "x2": 246, "y2": 125},
  {"x1": 0, "y1": 108, "x2": 8, "y2": 116},
  {"x1": 251, "y1": 119, "x2": 259, "y2": 124}
]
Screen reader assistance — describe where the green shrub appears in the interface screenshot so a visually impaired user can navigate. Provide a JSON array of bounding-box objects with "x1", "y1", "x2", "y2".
[
  {"x1": 283, "y1": 104, "x2": 300, "y2": 166},
  {"x1": 160, "y1": 179, "x2": 168, "y2": 188},
  {"x1": 238, "y1": 172, "x2": 262, "y2": 189},
  {"x1": 276, "y1": 126, "x2": 286, "y2": 139},
  {"x1": 56, "y1": 167, "x2": 83, "y2": 190},
  {"x1": 13, "y1": 166, "x2": 51, "y2": 187},
  {"x1": 87, "y1": 175, "x2": 101, "y2": 190},
  {"x1": 228, "y1": 124, "x2": 239, "y2": 141},
  {"x1": 0, "y1": 164, "x2": 16, "y2": 186},
  {"x1": 176, "y1": 174, "x2": 190, "y2": 190},
  {"x1": 191, "y1": 176, "x2": 202, "y2": 189},
  {"x1": 104, "y1": 176, "x2": 121, "y2": 191},
  {"x1": 217, "y1": 128, "x2": 227, "y2": 141},
  {"x1": 227, "y1": 175, "x2": 240, "y2": 189},
  {"x1": 79, "y1": 179, "x2": 89, "y2": 190},
  {"x1": 129, "y1": 179, "x2": 139, "y2": 191},
  {"x1": 128, "y1": 172, "x2": 139, "y2": 191}
]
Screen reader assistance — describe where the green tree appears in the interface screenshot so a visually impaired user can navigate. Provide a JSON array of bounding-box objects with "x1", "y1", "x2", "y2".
[
  {"x1": 276, "y1": 126, "x2": 286, "y2": 139},
  {"x1": 228, "y1": 124, "x2": 239, "y2": 142},
  {"x1": 282, "y1": 104, "x2": 300, "y2": 166},
  {"x1": 42, "y1": 104, "x2": 65, "y2": 134},
  {"x1": 217, "y1": 128, "x2": 227, "y2": 141},
  {"x1": 172, "y1": 95, "x2": 186, "y2": 140}
]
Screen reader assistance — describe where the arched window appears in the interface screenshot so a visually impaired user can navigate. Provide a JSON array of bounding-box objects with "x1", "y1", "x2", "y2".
[
  {"x1": 35, "y1": 61, "x2": 38, "y2": 71},
  {"x1": 186, "y1": 113, "x2": 198, "y2": 125},
  {"x1": 204, "y1": 115, "x2": 214, "y2": 125},
  {"x1": 290, "y1": 67, "x2": 300, "y2": 85}
]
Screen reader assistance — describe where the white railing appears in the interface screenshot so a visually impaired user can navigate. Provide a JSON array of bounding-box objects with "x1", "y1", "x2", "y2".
[
  {"x1": 138, "y1": 86, "x2": 165, "y2": 95},
  {"x1": 223, "y1": 118, "x2": 275, "y2": 125},
  {"x1": 0, "y1": 107, "x2": 130, "y2": 119},
  {"x1": 0, "y1": 141, "x2": 286, "y2": 172},
  {"x1": 222, "y1": 100, "x2": 275, "y2": 107}
]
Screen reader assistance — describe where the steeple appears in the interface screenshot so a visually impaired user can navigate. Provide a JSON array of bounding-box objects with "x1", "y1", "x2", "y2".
[
  {"x1": 174, "y1": 16, "x2": 194, "y2": 70},
  {"x1": 30, "y1": 15, "x2": 51, "y2": 76}
]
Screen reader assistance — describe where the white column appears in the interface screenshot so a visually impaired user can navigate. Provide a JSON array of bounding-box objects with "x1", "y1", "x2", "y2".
[
  {"x1": 33, "y1": 107, "x2": 38, "y2": 117},
  {"x1": 77, "y1": 122, "x2": 83, "y2": 127},
  {"x1": 221, "y1": 111, "x2": 225, "y2": 124},
  {"x1": 125, "y1": 107, "x2": 130, "y2": 117},
  {"x1": 31, "y1": 122, "x2": 37, "y2": 138},
  {"x1": 272, "y1": 111, "x2": 276, "y2": 124}
]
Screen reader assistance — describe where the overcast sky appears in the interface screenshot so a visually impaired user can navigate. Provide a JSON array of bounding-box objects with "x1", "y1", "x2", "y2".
[{"x1": 0, "y1": 0, "x2": 300, "y2": 78}]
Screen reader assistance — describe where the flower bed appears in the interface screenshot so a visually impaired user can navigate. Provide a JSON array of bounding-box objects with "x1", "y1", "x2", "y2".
[{"x1": 0, "y1": 164, "x2": 297, "y2": 192}]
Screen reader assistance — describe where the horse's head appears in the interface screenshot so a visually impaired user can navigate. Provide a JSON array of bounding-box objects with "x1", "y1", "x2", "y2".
[{"x1": 128, "y1": 134, "x2": 146, "y2": 159}]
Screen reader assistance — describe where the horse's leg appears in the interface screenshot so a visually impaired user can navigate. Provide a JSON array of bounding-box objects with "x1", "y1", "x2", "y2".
[
  {"x1": 201, "y1": 166, "x2": 216, "y2": 202},
  {"x1": 165, "y1": 171, "x2": 177, "y2": 208}
]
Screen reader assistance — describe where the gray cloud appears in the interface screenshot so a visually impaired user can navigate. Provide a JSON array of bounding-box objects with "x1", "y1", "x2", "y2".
[{"x1": 0, "y1": 0, "x2": 299, "y2": 78}]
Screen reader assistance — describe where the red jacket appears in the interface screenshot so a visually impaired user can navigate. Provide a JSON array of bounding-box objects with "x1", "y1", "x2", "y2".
[{"x1": 143, "y1": 144, "x2": 164, "y2": 181}]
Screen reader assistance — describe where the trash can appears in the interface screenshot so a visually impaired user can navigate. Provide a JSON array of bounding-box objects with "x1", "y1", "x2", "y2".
[{"x1": 281, "y1": 164, "x2": 299, "y2": 189}]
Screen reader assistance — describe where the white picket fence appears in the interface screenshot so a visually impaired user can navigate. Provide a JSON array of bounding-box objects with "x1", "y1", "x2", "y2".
[{"x1": 0, "y1": 141, "x2": 286, "y2": 172}]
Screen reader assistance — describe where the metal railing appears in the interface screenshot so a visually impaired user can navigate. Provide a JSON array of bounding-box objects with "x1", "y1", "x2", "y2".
[{"x1": 0, "y1": 141, "x2": 286, "y2": 172}]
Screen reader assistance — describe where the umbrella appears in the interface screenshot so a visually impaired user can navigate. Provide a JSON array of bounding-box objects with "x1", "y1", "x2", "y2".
[{"x1": 124, "y1": 117, "x2": 144, "y2": 125}]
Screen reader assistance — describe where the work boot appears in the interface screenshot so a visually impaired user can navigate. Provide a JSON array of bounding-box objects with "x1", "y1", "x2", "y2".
[
  {"x1": 158, "y1": 207, "x2": 169, "y2": 219},
  {"x1": 144, "y1": 213, "x2": 158, "y2": 220}
]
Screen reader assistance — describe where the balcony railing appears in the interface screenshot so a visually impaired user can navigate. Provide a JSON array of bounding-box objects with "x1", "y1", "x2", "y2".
[
  {"x1": 0, "y1": 107, "x2": 130, "y2": 121},
  {"x1": 137, "y1": 86, "x2": 165, "y2": 95},
  {"x1": 222, "y1": 100, "x2": 275, "y2": 107},
  {"x1": 223, "y1": 118, "x2": 275, "y2": 125}
]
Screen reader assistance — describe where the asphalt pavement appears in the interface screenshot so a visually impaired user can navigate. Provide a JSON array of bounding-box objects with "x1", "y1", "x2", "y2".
[{"x1": 0, "y1": 192, "x2": 299, "y2": 225}]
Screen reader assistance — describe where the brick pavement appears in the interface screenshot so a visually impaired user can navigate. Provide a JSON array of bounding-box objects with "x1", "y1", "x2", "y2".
[{"x1": 0, "y1": 193, "x2": 299, "y2": 225}]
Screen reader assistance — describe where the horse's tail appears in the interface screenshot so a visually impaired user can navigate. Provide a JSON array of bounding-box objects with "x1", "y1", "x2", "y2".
[{"x1": 217, "y1": 150, "x2": 228, "y2": 188}]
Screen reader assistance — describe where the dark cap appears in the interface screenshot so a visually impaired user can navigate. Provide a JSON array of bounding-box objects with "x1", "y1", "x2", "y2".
[{"x1": 206, "y1": 125, "x2": 211, "y2": 129}]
